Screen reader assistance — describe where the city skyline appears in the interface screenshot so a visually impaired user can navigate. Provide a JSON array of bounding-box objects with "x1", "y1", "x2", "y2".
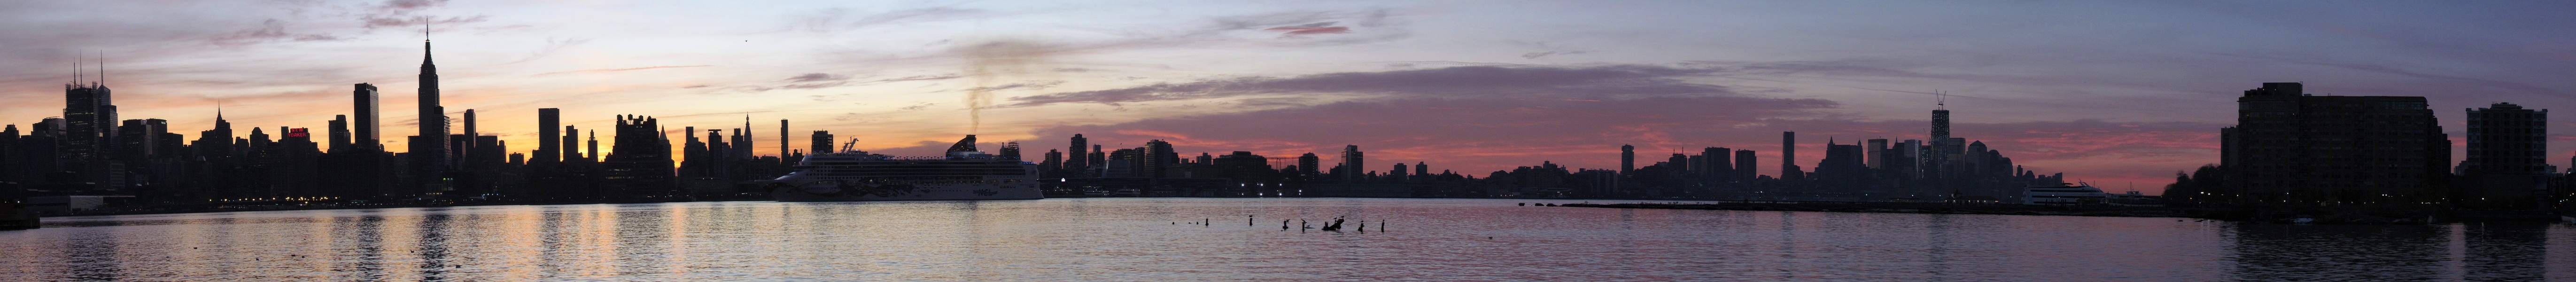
[{"x1": 6, "y1": 1, "x2": 2576, "y2": 192}]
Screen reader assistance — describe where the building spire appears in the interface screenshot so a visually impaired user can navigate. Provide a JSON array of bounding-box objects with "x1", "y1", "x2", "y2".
[
  {"x1": 422, "y1": 23, "x2": 434, "y2": 65},
  {"x1": 1935, "y1": 90, "x2": 1947, "y2": 110}
]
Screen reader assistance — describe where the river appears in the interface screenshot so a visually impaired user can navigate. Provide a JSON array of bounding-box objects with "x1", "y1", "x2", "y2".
[{"x1": 1, "y1": 198, "x2": 2568, "y2": 281}]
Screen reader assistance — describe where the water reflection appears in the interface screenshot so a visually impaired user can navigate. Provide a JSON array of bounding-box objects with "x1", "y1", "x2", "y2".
[{"x1": 0, "y1": 199, "x2": 2565, "y2": 281}]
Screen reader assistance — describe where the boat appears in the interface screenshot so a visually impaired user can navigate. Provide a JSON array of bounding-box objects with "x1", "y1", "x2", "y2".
[
  {"x1": 2021, "y1": 182, "x2": 2112, "y2": 205},
  {"x1": 768, "y1": 135, "x2": 1043, "y2": 202}
]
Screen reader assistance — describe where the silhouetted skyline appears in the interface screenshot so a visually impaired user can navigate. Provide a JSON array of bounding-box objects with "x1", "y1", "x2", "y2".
[{"x1": 5, "y1": 1, "x2": 2576, "y2": 191}]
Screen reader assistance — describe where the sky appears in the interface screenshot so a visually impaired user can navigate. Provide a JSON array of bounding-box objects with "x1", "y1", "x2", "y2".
[{"x1": 4, "y1": 0, "x2": 2574, "y2": 195}]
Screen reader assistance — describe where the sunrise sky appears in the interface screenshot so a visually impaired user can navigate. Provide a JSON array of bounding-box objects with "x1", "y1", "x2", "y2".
[{"x1": 5, "y1": 0, "x2": 2574, "y2": 194}]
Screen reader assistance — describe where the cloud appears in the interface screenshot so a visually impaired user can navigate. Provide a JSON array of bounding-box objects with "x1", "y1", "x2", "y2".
[
  {"x1": 209, "y1": 19, "x2": 343, "y2": 46},
  {"x1": 854, "y1": 74, "x2": 963, "y2": 85},
  {"x1": 534, "y1": 65, "x2": 713, "y2": 76},
  {"x1": 1008, "y1": 64, "x2": 1735, "y2": 107},
  {"x1": 792, "y1": 7, "x2": 986, "y2": 32},
  {"x1": 2208, "y1": 53, "x2": 2571, "y2": 99},
  {"x1": 1265, "y1": 22, "x2": 1352, "y2": 38},
  {"x1": 508, "y1": 37, "x2": 593, "y2": 63},
  {"x1": 362, "y1": 15, "x2": 491, "y2": 31},
  {"x1": 358, "y1": 0, "x2": 489, "y2": 31},
  {"x1": 966, "y1": 80, "x2": 1063, "y2": 92},
  {"x1": 378, "y1": 0, "x2": 450, "y2": 12},
  {"x1": 1509, "y1": 40, "x2": 1593, "y2": 59},
  {"x1": 1521, "y1": 51, "x2": 1588, "y2": 59},
  {"x1": 783, "y1": 73, "x2": 849, "y2": 83}
]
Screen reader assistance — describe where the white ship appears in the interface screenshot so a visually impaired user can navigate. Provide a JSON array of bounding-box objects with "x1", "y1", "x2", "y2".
[
  {"x1": 2021, "y1": 182, "x2": 2112, "y2": 205},
  {"x1": 769, "y1": 135, "x2": 1043, "y2": 202}
]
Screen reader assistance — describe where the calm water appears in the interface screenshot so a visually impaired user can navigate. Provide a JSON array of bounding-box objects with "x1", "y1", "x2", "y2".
[{"x1": 2, "y1": 198, "x2": 2570, "y2": 281}]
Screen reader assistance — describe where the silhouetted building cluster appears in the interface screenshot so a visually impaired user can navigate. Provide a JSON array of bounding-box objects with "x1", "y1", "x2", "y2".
[
  {"x1": 2, "y1": 36, "x2": 815, "y2": 215},
  {"x1": 2169, "y1": 82, "x2": 2573, "y2": 212}
]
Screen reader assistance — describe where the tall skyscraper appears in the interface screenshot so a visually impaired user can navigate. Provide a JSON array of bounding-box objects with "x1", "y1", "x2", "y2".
[
  {"x1": 779, "y1": 119, "x2": 790, "y2": 159},
  {"x1": 1297, "y1": 153, "x2": 1321, "y2": 177},
  {"x1": 1780, "y1": 132, "x2": 1799, "y2": 180},
  {"x1": 1865, "y1": 139, "x2": 1889, "y2": 169},
  {"x1": 1702, "y1": 147, "x2": 1731, "y2": 181},
  {"x1": 1143, "y1": 140, "x2": 1175, "y2": 178},
  {"x1": 1340, "y1": 145, "x2": 1365, "y2": 180},
  {"x1": 1087, "y1": 145, "x2": 1104, "y2": 174},
  {"x1": 1899, "y1": 139, "x2": 1924, "y2": 179},
  {"x1": 810, "y1": 130, "x2": 834, "y2": 154},
  {"x1": 602, "y1": 115, "x2": 674, "y2": 196},
  {"x1": 456, "y1": 109, "x2": 476, "y2": 169},
  {"x1": 562, "y1": 125, "x2": 581, "y2": 162},
  {"x1": 327, "y1": 115, "x2": 351, "y2": 151},
  {"x1": 536, "y1": 108, "x2": 560, "y2": 164},
  {"x1": 352, "y1": 83, "x2": 380, "y2": 151},
  {"x1": 410, "y1": 31, "x2": 450, "y2": 194},
  {"x1": 586, "y1": 130, "x2": 599, "y2": 162},
  {"x1": 1619, "y1": 144, "x2": 1635, "y2": 175},
  {"x1": 1929, "y1": 96, "x2": 1958, "y2": 179},
  {"x1": 63, "y1": 62, "x2": 118, "y2": 191},
  {"x1": 1068, "y1": 134, "x2": 1090, "y2": 172},
  {"x1": 1733, "y1": 149, "x2": 1757, "y2": 180},
  {"x1": 2220, "y1": 82, "x2": 2448, "y2": 206}
]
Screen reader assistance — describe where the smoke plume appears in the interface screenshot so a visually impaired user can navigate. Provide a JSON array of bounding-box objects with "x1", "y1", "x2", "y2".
[{"x1": 958, "y1": 40, "x2": 1054, "y2": 134}]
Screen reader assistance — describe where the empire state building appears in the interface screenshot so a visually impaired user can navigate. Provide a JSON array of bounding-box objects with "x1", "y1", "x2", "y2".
[{"x1": 410, "y1": 31, "x2": 449, "y2": 195}]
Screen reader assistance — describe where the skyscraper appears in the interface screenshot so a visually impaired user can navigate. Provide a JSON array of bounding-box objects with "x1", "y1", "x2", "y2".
[
  {"x1": 810, "y1": 130, "x2": 834, "y2": 154},
  {"x1": 327, "y1": 115, "x2": 350, "y2": 151},
  {"x1": 1143, "y1": 140, "x2": 1175, "y2": 178},
  {"x1": 1297, "y1": 153, "x2": 1321, "y2": 178},
  {"x1": 1619, "y1": 144, "x2": 1635, "y2": 175},
  {"x1": 1929, "y1": 96, "x2": 1957, "y2": 179},
  {"x1": 1733, "y1": 149, "x2": 1757, "y2": 180},
  {"x1": 602, "y1": 115, "x2": 673, "y2": 196},
  {"x1": 779, "y1": 119, "x2": 790, "y2": 159},
  {"x1": 1865, "y1": 139, "x2": 1889, "y2": 169},
  {"x1": 1041, "y1": 149, "x2": 1063, "y2": 172},
  {"x1": 1068, "y1": 134, "x2": 1089, "y2": 173},
  {"x1": 2220, "y1": 82, "x2": 2448, "y2": 206},
  {"x1": 1781, "y1": 132, "x2": 1799, "y2": 180},
  {"x1": 457, "y1": 109, "x2": 476, "y2": 170},
  {"x1": 353, "y1": 83, "x2": 380, "y2": 151},
  {"x1": 536, "y1": 108, "x2": 560, "y2": 164},
  {"x1": 1340, "y1": 145, "x2": 1365, "y2": 180},
  {"x1": 562, "y1": 125, "x2": 581, "y2": 162},
  {"x1": 1702, "y1": 147, "x2": 1731, "y2": 182},
  {"x1": 410, "y1": 31, "x2": 450, "y2": 194},
  {"x1": 63, "y1": 63, "x2": 118, "y2": 191},
  {"x1": 586, "y1": 130, "x2": 599, "y2": 162}
]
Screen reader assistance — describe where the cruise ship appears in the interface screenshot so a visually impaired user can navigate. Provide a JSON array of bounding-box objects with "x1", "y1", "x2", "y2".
[
  {"x1": 2021, "y1": 182, "x2": 2112, "y2": 205},
  {"x1": 769, "y1": 135, "x2": 1043, "y2": 202}
]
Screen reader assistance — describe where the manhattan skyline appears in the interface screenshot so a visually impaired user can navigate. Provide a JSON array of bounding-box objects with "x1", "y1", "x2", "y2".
[{"x1": 5, "y1": 1, "x2": 2576, "y2": 192}]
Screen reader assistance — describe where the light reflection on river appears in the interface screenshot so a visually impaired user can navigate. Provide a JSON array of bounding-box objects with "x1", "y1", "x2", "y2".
[{"x1": 2, "y1": 198, "x2": 2569, "y2": 281}]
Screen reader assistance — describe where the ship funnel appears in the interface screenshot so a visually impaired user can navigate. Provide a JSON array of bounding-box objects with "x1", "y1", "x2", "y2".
[{"x1": 945, "y1": 134, "x2": 979, "y2": 153}]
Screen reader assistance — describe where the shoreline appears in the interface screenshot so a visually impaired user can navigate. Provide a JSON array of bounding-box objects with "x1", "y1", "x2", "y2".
[
  {"x1": 1554, "y1": 202, "x2": 2572, "y2": 224},
  {"x1": 1555, "y1": 202, "x2": 2193, "y2": 219}
]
